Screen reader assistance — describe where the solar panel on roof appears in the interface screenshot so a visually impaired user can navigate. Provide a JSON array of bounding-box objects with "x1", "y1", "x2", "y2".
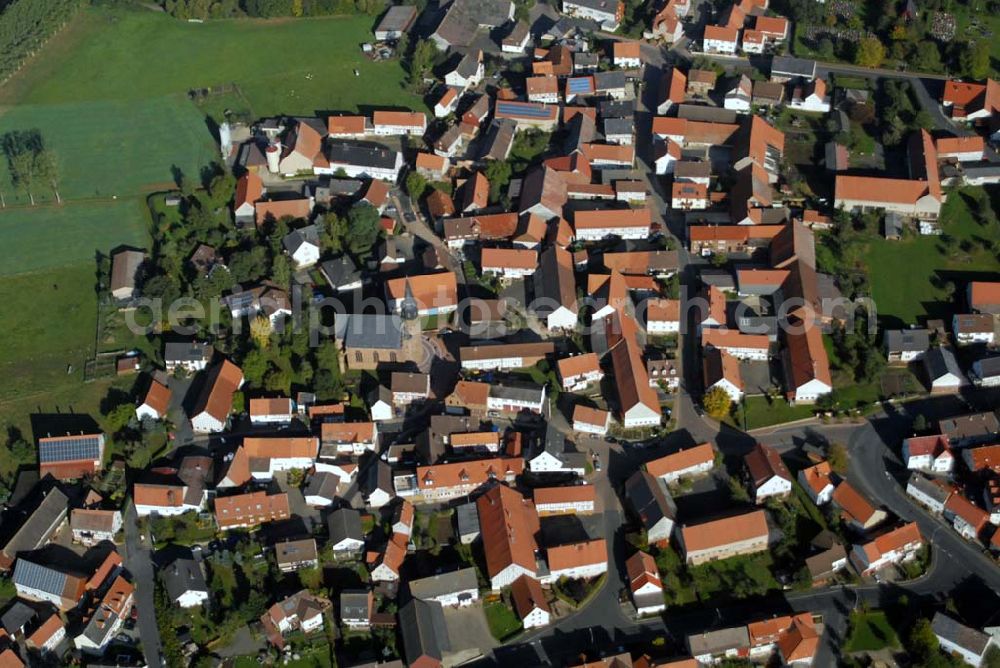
[
  {"x1": 568, "y1": 78, "x2": 593, "y2": 93},
  {"x1": 38, "y1": 436, "x2": 101, "y2": 464},
  {"x1": 497, "y1": 102, "x2": 554, "y2": 119},
  {"x1": 13, "y1": 559, "x2": 67, "y2": 596}
]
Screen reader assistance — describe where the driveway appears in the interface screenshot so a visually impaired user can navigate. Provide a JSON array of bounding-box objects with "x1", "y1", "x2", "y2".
[{"x1": 123, "y1": 503, "x2": 163, "y2": 668}]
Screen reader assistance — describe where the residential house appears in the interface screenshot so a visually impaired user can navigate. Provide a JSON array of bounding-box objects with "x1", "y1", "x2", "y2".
[
  {"x1": 544, "y1": 539, "x2": 608, "y2": 581},
  {"x1": 164, "y1": 341, "x2": 213, "y2": 372},
  {"x1": 398, "y1": 598, "x2": 451, "y2": 668},
  {"x1": 645, "y1": 443, "x2": 715, "y2": 484},
  {"x1": 409, "y1": 568, "x2": 480, "y2": 607},
  {"x1": 533, "y1": 245, "x2": 579, "y2": 330},
  {"x1": 74, "y1": 576, "x2": 134, "y2": 654},
  {"x1": 943, "y1": 492, "x2": 989, "y2": 541},
  {"x1": 328, "y1": 508, "x2": 365, "y2": 558},
  {"x1": 558, "y1": 353, "x2": 603, "y2": 391},
  {"x1": 906, "y1": 472, "x2": 953, "y2": 514},
  {"x1": 679, "y1": 510, "x2": 770, "y2": 565},
  {"x1": 371, "y1": 535, "x2": 407, "y2": 582},
  {"x1": 214, "y1": 491, "x2": 290, "y2": 530},
  {"x1": 953, "y1": 314, "x2": 994, "y2": 345},
  {"x1": 744, "y1": 443, "x2": 792, "y2": 503},
  {"x1": 703, "y1": 347, "x2": 743, "y2": 401},
  {"x1": 883, "y1": 328, "x2": 930, "y2": 362},
  {"x1": 190, "y1": 359, "x2": 244, "y2": 433},
  {"x1": 162, "y1": 557, "x2": 209, "y2": 608},
  {"x1": 572, "y1": 405, "x2": 611, "y2": 436},
  {"x1": 703, "y1": 25, "x2": 738, "y2": 54},
  {"x1": 932, "y1": 613, "x2": 995, "y2": 666},
  {"x1": 511, "y1": 575, "x2": 550, "y2": 629},
  {"x1": 136, "y1": 378, "x2": 171, "y2": 421},
  {"x1": 0, "y1": 488, "x2": 68, "y2": 569},
  {"x1": 925, "y1": 346, "x2": 968, "y2": 393},
  {"x1": 940, "y1": 411, "x2": 1000, "y2": 447},
  {"x1": 903, "y1": 434, "x2": 954, "y2": 474},
  {"x1": 323, "y1": 141, "x2": 404, "y2": 181},
  {"x1": 798, "y1": 461, "x2": 835, "y2": 505},
  {"x1": 850, "y1": 522, "x2": 923, "y2": 574},
  {"x1": 26, "y1": 614, "x2": 65, "y2": 654},
  {"x1": 445, "y1": 50, "x2": 484, "y2": 89},
  {"x1": 321, "y1": 422, "x2": 378, "y2": 455},
  {"x1": 12, "y1": 559, "x2": 87, "y2": 611},
  {"x1": 964, "y1": 444, "x2": 1000, "y2": 473},
  {"x1": 613, "y1": 41, "x2": 641, "y2": 68},
  {"x1": 832, "y1": 481, "x2": 887, "y2": 532},
  {"x1": 973, "y1": 356, "x2": 1000, "y2": 387},
  {"x1": 262, "y1": 590, "x2": 332, "y2": 646},
  {"x1": 534, "y1": 485, "x2": 597, "y2": 516},
  {"x1": 688, "y1": 626, "x2": 751, "y2": 663},
  {"x1": 385, "y1": 272, "x2": 459, "y2": 317},
  {"x1": 282, "y1": 225, "x2": 321, "y2": 268},
  {"x1": 562, "y1": 0, "x2": 624, "y2": 29},
  {"x1": 248, "y1": 398, "x2": 295, "y2": 426},
  {"x1": 275, "y1": 538, "x2": 319, "y2": 573},
  {"x1": 790, "y1": 78, "x2": 831, "y2": 113},
  {"x1": 110, "y1": 248, "x2": 144, "y2": 301},
  {"x1": 416, "y1": 457, "x2": 523, "y2": 502},
  {"x1": 624, "y1": 470, "x2": 677, "y2": 545},
  {"x1": 303, "y1": 471, "x2": 341, "y2": 507},
  {"x1": 340, "y1": 590, "x2": 374, "y2": 630},
  {"x1": 703, "y1": 328, "x2": 769, "y2": 361},
  {"x1": 38, "y1": 432, "x2": 105, "y2": 481},
  {"x1": 70, "y1": 509, "x2": 122, "y2": 547},
  {"x1": 477, "y1": 484, "x2": 540, "y2": 590},
  {"x1": 573, "y1": 208, "x2": 651, "y2": 241},
  {"x1": 460, "y1": 342, "x2": 553, "y2": 371},
  {"x1": 626, "y1": 550, "x2": 665, "y2": 616}
]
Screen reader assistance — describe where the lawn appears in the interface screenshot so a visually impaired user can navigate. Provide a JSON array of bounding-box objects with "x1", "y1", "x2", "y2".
[
  {"x1": 865, "y1": 188, "x2": 1000, "y2": 327},
  {"x1": 484, "y1": 601, "x2": 522, "y2": 641},
  {"x1": 731, "y1": 395, "x2": 815, "y2": 431},
  {"x1": 0, "y1": 200, "x2": 148, "y2": 275},
  {"x1": 844, "y1": 610, "x2": 901, "y2": 652}
]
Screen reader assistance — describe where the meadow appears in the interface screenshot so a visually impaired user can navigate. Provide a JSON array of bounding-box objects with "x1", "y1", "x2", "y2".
[{"x1": 0, "y1": 6, "x2": 422, "y2": 437}]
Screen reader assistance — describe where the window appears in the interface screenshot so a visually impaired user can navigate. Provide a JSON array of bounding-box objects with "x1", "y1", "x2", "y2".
[
  {"x1": 373, "y1": 352, "x2": 380, "y2": 363},
  {"x1": 390, "y1": 352, "x2": 397, "y2": 362},
  {"x1": 355, "y1": 352, "x2": 362, "y2": 363}
]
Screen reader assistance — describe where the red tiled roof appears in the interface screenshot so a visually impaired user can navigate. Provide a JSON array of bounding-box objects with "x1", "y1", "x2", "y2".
[
  {"x1": 646, "y1": 443, "x2": 715, "y2": 478},
  {"x1": 477, "y1": 485, "x2": 539, "y2": 579}
]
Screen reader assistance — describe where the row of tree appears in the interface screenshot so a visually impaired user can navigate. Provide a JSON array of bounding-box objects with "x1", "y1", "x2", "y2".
[
  {"x1": 0, "y1": 0, "x2": 81, "y2": 83},
  {"x1": 161, "y1": 0, "x2": 389, "y2": 20},
  {"x1": 1, "y1": 129, "x2": 60, "y2": 205}
]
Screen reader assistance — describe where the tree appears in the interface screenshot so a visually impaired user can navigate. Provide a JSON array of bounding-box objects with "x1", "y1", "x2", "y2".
[
  {"x1": 321, "y1": 212, "x2": 347, "y2": 253},
  {"x1": 483, "y1": 159, "x2": 512, "y2": 203},
  {"x1": 407, "y1": 40, "x2": 439, "y2": 90},
  {"x1": 855, "y1": 37, "x2": 886, "y2": 68},
  {"x1": 961, "y1": 41, "x2": 991, "y2": 80},
  {"x1": 702, "y1": 387, "x2": 732, "y2": 419},
  {"x1": 105, "y1": 404, "x2": 136, "y2": 435},
  {"x1": 912, "y1": 42, "x2": 942, "y2": 72},
  {"x1": 271, "y1": 253, "x2": 291, "y2": 291},
  {"x1": 405, "y1": 171, "x2": 427, "y2": 199},
  {"x1": 228, "y1": 246, "x2": 270, "y2": 283},
  {"x1": 33, "y1": 148, "x2": 60, "y2": 203},
  {"x1": 250, "y1": 316, "x2": 273, "y2": 348},
  {"x1": 346, "y1": 203, "x2": 381, "y2": 256},
  {"x1": 827, "y1": 442, "x2": 848, "y2": 473},
  {"x1": 912, "y1": 414, "x2": 928, "y2": 433}
]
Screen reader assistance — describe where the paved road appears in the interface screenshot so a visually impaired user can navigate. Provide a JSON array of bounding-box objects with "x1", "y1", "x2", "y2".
[{"x1": 124, "y1": 503, "x2": 163, "y2": 668}]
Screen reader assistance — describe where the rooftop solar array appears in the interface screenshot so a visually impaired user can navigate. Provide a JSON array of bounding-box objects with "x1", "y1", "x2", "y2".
[
  {"x1": 497, "y1": 102, "x2": 555, "y2": 119},
  {"x1": 13, "y1": 559, "x2": 67, "y2": 596},
  {"x1": 38, "y1": 436, "x2": 101, "y2": 464},
  {"x1": 568, "y1": 78, "x2": 594, "y2": 93}
]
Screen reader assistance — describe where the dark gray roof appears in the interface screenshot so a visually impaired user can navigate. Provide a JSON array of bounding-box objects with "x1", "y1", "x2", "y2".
[
  {"x1": 328, "y1": 508, "x2": 363, "y2": 545},
  {"x1": 340, "y1": 590, "x2": 371, "y2": 620},
  {"x1": 0, "y1": 600, "x2": 36, "y2": 633},
  {"x1": 940, "y1": 411, "x2": 1000, "y2": 441},
  {"x1": 2, "y1": 488, "x2": 68, "y2": 558},
  {"x1": 320, "y1": 255, "x2": 361, "y2": 290},
  {"x1": 327, "y1": 141, "x2": 400, "y2": 171},
  {"x1": 399, "y1": 599, "x2": 450, "y2": 665},
  {"x1": 453, "y1": 51, "x2": 481, "y2": 80},
  {"x1": 687, "y1": 626, "x2": 750, "y2": 655},
  {"x1": 931, "y1": 613, "x2": 991, "y2": 655},
  {"x1": 283, "y1": 224, "x2": 320, "y2": 255},
  {"x1": 456, "y1": 502, "x2": 480, "y2": 538},
  {"x1": 805, "y1": 543, "x2": 846, "y2": 579},
  {"x1": 974, "y1": 356, "x2": 1000, "y2": 378},
  {"x1": 674, "y1": 161, "x2": 712, "y2": 179},
  {"x1": 337, "y1": 314, "x2": 404, "y2": 350},
  {"x1": 432, "y1": 0, "x2": 513, "y2": 47},
  {"x1": 163, "y1": 557, "x2": 208, "y2": 601},
  {"x1": 924, "y1": 346, "x2": 963, "y2": 382},
  {"x1": 276, "y1": 538, "x2": 318, "y2": 566},
  {"x1": 594, "y1": 70, "x2": 627, "y2": 92},
  {"x1": 598, "y1": 99, "x2": 634, "y2": 119},
  {"x1": 490, "y1": 382, "x2": 544, "y2": 404},
  {"x1": 304, "y1": 471, "x2": 340, "y2": 501},
  {"x1": 408, "y1": 567, "x2": 478, "y2": 600},
  {"x1": 884, "y1": 329, "x2": 930, "y2": 353},
  {"x1": 676, "y1": 104, "x2": 739, "y2": 123},
  {"x1": 375, "y1": 5, "x2": 418, "y2": 33},
  {"x1": 625, "y1": 470, "x2": 676, "y2": 532},
  {"x1": 771, "y1": 56, "x2": 816, "y2": 79},
  {"x1": 164, "y1": 341, "x2": 212, "y2": 363},
  {"x1": 480, "y1": 119, "x2": 517, "y2": 161},
  {"x1": 907, "y1": 473, "x2": 951, "y2": 505},
  {"x1": 963, "y1": 163, "x2": 1000, "y2": 179},
  {"x1": 12, "y1": 559, "x2": 73, "y2": 598},
  {"x1": 503, "y1": 20, "x2": 530, "y2": 45},
  {"x1": 317, "y1": 177, "x2": 365, "y2": 198},
  {"x1": 603, "y1": 117, "x2": 633, "y2": 137},
  {"x1": 566, "y1": 0, "x2": 620, "y2": 13}
]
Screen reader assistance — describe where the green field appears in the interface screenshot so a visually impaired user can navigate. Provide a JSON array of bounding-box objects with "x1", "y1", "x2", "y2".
[
  {"x1": 0, "y1": 199, "x2": 148, "y2": 275},
  {"x1": 865, "y1": 188, "x2": 1000, "y2": 326},
  {"x1": 844, "y1": 611, "x2": 901, "y2": 652},
  {"x1": 0, "y1": 6, "x2": 422, "y2": 437}
]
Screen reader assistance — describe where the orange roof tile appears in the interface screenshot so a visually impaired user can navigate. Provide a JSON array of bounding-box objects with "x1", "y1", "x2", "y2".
[
  {"x1": 236, "y1": 171, "x2": 263, "y2": 210},
  {"x1": 547, "y1": 539, "x2": 607, "y2": 570},
  {"x1": 832, "y1": 481, "x2": 879, "y2": 524},
  {"x1": 558, "y1": 352, "x2": 602, "y2": 380},
  {"x1": 534, "y1": 485, "x2": 597, "y2": 507},
  {"x1": 243, "y1": 436, "x2": 317, "y2": 459},
  {"x1": 481, "y1": 247, "x2": 537, "y2": 270},
  {"x1": 572, "y1": 404, "x2": 610, "y2": 428},
  {"x1": 141, "y1": 380, "x2": 172, "y2": 416},
  {"x1": 646, "y1": 443, "x2": 715, "y2": 478},
  {"x1": 327, "y1": 115, "x2": 367, "y2": 135},
  {"x1": 477, "y1": 485, "x2": 539, "y2": 579},
  {"x1": 510, "y1": 574, "x2": 550, "y2": 617},
  {"x1": 681, "y1": 510, "x2": 768, "y2": 552}
]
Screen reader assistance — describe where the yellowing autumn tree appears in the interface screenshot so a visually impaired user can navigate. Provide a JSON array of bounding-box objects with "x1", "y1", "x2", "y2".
[
  {"x1": 855, "y1": 37, "x2": 886, "y2": 68},
  {"x1": 703, "y1": 387, "x2": 733, "y2": 420},
  {"x1": 250, "y1": 316, "x2": 272, "y2": 348}
]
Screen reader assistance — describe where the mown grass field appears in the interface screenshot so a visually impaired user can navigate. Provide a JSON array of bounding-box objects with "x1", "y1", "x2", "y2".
[
  {"x1": 0, "y1": 199, "x2": 147, "y2": 275},
  {"x1": 865, "y1": 188, "x2": 1000, "y2": 326},
  {"x1": 0, "y1": 6, "x2": 421, "y2": 437}
]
